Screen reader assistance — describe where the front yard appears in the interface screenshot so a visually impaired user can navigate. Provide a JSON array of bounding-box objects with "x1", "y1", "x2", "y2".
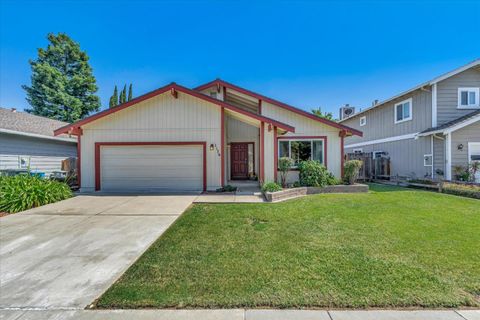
[{"x1": 96, "y1": 184, "x2": 480, "y2": 309}]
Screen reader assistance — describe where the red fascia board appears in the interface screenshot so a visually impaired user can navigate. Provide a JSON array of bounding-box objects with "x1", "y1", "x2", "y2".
[
  {"x1": 55, "y1": 83, "x2": 295, "y2": 136},
  {"x1": 194, "y1": 79, "x2": 363, "y2": 137}
]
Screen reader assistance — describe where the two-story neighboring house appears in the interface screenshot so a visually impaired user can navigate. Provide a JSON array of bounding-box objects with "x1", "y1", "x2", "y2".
[{"x1": 340, "y1": 59, "x2": 480, "y2": 182}]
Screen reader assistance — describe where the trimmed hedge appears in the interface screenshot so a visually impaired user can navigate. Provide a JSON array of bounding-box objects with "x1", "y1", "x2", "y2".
[
  {"x1": 0, "y1": 175, "x2": 72, "y2": 213},
  {"x1": 262, "y1": 182, "x2": 282, "y2": 193},
  {"x1": 441, "y1": 182, "x2": 480, "y2": 200},
  {"x1": 298, "y1": 160, "x2": 338, "y2": 187}
]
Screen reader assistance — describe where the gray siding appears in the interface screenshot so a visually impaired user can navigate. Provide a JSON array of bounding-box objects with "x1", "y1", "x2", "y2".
[
  {"x1": 0, "y1": 133, "x2": 77, "y2": 175},
  {"x1": 451, "y1": 120, "x2": 480, "y2": 169},
  {"x1": 437, "y1": 67, "x2": 480, "y2": 125},
  {"x1": 343, "y1": 88, "x2": 432, "y2": 145},
  {"x1": 345, "y1": 136, "x2": 432, "y2": 179},
  {"x1": 433, "y1": 136, "x2": 445, "y2": 179}
]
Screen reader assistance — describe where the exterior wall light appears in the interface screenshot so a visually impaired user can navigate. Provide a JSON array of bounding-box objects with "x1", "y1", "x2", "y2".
[{"x1": 458, "y1": 144, "x2": 464, "y2": 151}]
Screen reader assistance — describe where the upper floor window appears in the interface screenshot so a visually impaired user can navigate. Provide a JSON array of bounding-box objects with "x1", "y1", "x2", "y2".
[
  {"x1": 458, "y1": 88, "x2": 479, "y2": 108},
  {"x1": 210, "y1": 92, "x2": 218, "y2": 99},
  {"x1": 360, "y1": 116, "x2": 366, "y2": 126},
  {"x1": 394, "y1": 98, "x2": 412, "y2": 124}
]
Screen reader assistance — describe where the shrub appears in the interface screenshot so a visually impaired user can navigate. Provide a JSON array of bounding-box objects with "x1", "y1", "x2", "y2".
[
  {"x1": 344, "y1": 160, "x2": 363, "y2": 185},
  {"x1": 298, "y1": 160, "x2": 338, "y2": 187},
  {"x1": 278, "y1": 157, "x2": 293, "y2": 187},
  {"x1": 0, "y1": 175, "x2": 72, "y2": 213},
  {"x1": 261, "y1": 182, "x2": 282, "y2": 193},
  {"x1": 441, "y1": 182, "x2": 480, "y2": 199},
  {"x1": 453, "y1": 165, "x2": 470, "y2": 181}
]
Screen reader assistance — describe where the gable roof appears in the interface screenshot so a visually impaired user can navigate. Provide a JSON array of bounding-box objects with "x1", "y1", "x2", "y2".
[
  {"x1": 339, "y1": 58, "x2": 480, "y2": 123},
  {"x1": 0, "y1": 107, "x2": 76, "y2": 142},
  {"x1": 418, "y1": 109, "x2": 480, "y2": 136},
  {"x1": 194, "y1": 79, "x2": 363, "y2": 136},
  {"x1": 54, "y1": 82, "x2": 295, "y2": 136}
]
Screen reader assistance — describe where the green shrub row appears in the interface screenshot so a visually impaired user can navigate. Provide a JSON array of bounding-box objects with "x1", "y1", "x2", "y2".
[
  {"x1": 441, "y1": 182, "x2": 480, "y2": 200},
  {"x1": 0, "y1": 175, "x2": 72, "y2": 213},
  {"x1": 261, "y1": 182, "x2": 282, "y2": 193},
  {"x1": 298, "y1": 160, "x2": 339, "y2": 187}
]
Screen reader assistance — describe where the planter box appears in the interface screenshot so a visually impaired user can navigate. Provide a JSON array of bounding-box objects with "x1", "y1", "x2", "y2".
[
  {"x1": 264, "y1": 184, "x2": 369, "y2": 202},
  {"x1": 306, "y1": 184, "x2": 369, "y2": 194}
]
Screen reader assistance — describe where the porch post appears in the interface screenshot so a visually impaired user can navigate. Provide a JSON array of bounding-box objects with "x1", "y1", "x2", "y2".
[
  {"x1": 221, "y1": 107, "x2": 225, "y2": 186},
  {"x1": 260, "y1": 122, "x2": 265, "y2": 182},
  {"x1": 339, "y1": 130, "x2": 346, "y2": 179},
  {"x1": 273, "y1": 126, "x2": 278, "y2": 183}
]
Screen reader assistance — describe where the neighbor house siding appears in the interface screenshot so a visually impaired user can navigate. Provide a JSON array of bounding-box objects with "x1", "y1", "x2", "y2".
[
  {"x1": 261, "y1": 101, "x2": 342, "y2": 179},
  {"x1": 0, "y1": 133, "x2": 77, "y2": 175},
  {"x1": 80, "y1": 92, "x2": 221, "y2": 192},
  {"x1": 226, "y1": 116, "x2": 259, "y2": 180},
  {"x1": 345, "y1": 136, "x2": 432, "y2": 178},
  {"x1": 437, "y1": 68, "x2": 480, "y2": 125},
  {"x1": 342, "y1": 88, "x2": 432, "y2": 145},
  {"x1": 450, "y1": 120, "x2": 480, "y2": 170},
  {"x1": 433, "y1": 135, "x2": 445, "y2": 179}
]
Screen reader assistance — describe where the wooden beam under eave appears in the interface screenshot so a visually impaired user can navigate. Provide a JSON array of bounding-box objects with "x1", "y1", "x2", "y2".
[{"x1": 171, "y1": 88, "x2": 178, "y2": 98}]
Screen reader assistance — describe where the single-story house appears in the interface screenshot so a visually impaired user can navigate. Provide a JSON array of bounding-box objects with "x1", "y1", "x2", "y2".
[
  {"x1": 0, "y1": 107, "x2": 77, "y2": 176},
  {"x1": 54, "y1": 81, "x2": 362, "y2": 192}
]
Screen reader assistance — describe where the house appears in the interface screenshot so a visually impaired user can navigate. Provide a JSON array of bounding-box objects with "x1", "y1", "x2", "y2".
[
  {"x1": 54, "y1": 81, "x2": 362, "y2": 192},
  {"x1": 340, "y1": 59, "x2": 480, "y2": 182},
  {"x1": 0, "y1": 107, "x2": 77, "y2": 176}
]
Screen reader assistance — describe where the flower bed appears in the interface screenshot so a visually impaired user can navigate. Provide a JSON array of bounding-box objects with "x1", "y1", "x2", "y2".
[
  {"x1": 440, "y1": 182, "x2": 480, "y2": 200},
  {"x1": 264, "y1": 184, "x2": 369, "y2": 202}
]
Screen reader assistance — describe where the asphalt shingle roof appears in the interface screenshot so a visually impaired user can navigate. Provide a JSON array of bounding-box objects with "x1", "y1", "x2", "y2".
[
  {"x1": 0, "y1": 107, "x2": 71, "y2": 138},
  {"x1": 420, "y1": 109, "x2": 480, "y2": 134}
]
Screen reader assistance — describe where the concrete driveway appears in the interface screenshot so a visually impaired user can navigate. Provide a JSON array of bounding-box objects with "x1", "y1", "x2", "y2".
[{"x1": 0, "y1": 194, "x2": 196, "y2": 310}]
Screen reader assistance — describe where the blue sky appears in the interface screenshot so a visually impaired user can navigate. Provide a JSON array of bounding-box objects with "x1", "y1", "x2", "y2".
[{"x1": 1, "y1": 0, "x2": 479, "y2": 118}]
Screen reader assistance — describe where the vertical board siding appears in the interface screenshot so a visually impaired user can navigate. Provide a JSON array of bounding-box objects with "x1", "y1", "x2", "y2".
[
  {"x1": 81, "y1": 92, "x2": 221, "y2": 191},
  {"x1": 451, "y1": 121, "x2": 480, "y2": 169},
  {"x1": 437, "y1": 68, "x2": 480, "y2": 125},
  {"x1": 345, "y1": 137, "x2": 432, "y2": 178},
  {"x1": 342, "y1": 89, "x2": 432, "y2": 145},
  {"x1": 226, "y1": 116, "x2": 259, "y2": 179},
  {"x1": 261, "y1": 101, "x2": 342, "y2": 178}
]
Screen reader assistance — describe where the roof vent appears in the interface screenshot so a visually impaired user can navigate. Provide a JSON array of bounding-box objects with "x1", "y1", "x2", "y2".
[
  {"x1": 372, "y1": 99, "x2": 379, "y2": 107},
  {"x1": 11, "y1": 108, "x2": 16, "y2": 113}
]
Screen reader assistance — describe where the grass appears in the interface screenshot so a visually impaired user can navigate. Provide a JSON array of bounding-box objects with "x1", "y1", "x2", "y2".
[{"x1": 96, "y1": 184, "x2": 480, "y2": 309}]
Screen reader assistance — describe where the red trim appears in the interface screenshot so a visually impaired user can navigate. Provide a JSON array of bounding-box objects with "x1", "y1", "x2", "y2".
[
  {"x1": 77, "y1": 132, "x2": 81, "y2": 188},
  {"x1": 221, "y1": 107, "x2": 225, "y2": 187},
  {"x1": 339, "y1": 130, "x2": 346, "y2": 178},
  {"x1": 273, "y1": 127, "x2": 278, "y2": 182},
  {"x1": 258, "y1": 99, "x2": 262, "y2": 114},
  {"x1": 170, "y1": 87, "x2": 178, "y2": 98},
  {"x1": 94, "y1": 141, "x2": 207, "y2": 192},
  {"x1": 260, "y1": 122, "x2": 265, "y2": 182},
  {"x1": 223, "y1": 86, "x2": 227, "y2": 101},
  {"x1": 55, "y1": 83, "x2": 294, "y2": 136},
  {"x1": 276, "y1": 135, "x2": 328, "y2": 169},
  {"x1": 194, "y1": 79, "x2": 362, "y2": 137}
]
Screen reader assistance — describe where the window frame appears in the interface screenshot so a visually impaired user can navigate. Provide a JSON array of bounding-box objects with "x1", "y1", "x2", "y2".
[
  {"x1": 457, "y1": 87, "x2": 480, "y2": 109},
  {"x1": 394, "y1": 98, "x2": 413, "y2": 124},
  {"x1": 359, "y1": 116, "x2": 367, "y2": 127},
  {"x1": 423, "y1": 154, "x2": 433, "y2": 167},
  {"x1": 277, "y1": 137, "x2": 326, "y2": 169}
]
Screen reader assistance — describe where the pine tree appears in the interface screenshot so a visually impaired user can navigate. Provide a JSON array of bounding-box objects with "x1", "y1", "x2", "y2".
[
  {"x1": 128, "y1": 84, "x2": 133, "y2": 101},
  {"x1": 109, "y1": 85, "x2": 118, "y2": 108},
  {"x1": 120, "y1": 84, "x2": 127, "y2": 104},
  {"x1": 22, "y1": 33, "x2": 100, "y2": 122}
]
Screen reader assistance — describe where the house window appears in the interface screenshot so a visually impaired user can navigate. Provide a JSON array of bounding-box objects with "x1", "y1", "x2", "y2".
[
  {"x1": 210, "y1": 92, "x2": 218, "y2": 99},
  {"x1": 424, "y1": 154, "x2": 433, "y2": 167},
  {"x1": 458, "y1": 88, "x2": 479, "y2": 108},
  {"x1": 360, "y1": 116, "x2": 366, "y2": 126},
  {"x1": 394, "y1": 98, "x2": 412, "y2": 124},
  {"x1": 278, "y1": 139, "x2": 324, "y2": 167}
]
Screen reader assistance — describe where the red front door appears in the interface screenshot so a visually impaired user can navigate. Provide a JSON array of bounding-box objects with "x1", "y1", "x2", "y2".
[{"x1": 231, "y1": 143, "x2": 249, "y2": 179}]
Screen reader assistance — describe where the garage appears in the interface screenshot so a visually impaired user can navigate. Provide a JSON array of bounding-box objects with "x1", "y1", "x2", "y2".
[{"x1": 97, "y1": 143, "x2": 205, "y2": 192}]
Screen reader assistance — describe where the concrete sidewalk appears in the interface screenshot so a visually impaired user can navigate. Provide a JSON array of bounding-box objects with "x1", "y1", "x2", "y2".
[{"x1": 0, "y1": 309, "x2": 478, "y2": 320}]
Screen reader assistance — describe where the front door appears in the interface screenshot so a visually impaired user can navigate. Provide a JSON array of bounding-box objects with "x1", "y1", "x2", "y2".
[{"x1": 231, "y1": 143, "x2": 249, "y2": 179}]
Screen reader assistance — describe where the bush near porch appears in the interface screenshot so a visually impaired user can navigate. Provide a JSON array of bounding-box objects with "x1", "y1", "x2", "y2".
[{"x1": 96, "y1": 184, "x2": 479, "y2": 309}]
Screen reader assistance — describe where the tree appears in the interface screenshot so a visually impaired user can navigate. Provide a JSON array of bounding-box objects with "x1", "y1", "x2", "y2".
[
  {"x1": 109, "y1": 85, "x2": 118, "y2": 108},
  {"x1": 311, "y1": 107, "x2": 335, "y2": 121},
  {"x1": 278, "y1": 157, "x2": 293, "y2": 187},
  {"x1": 22, "y1": 33, "x2": 100, "y2": 122},
  {"x1": 119, "y1": 84, "x2": 127, "y2": 104},
  {"x1": 128, "y1": 83, "x2": 133, "y2": 101}
]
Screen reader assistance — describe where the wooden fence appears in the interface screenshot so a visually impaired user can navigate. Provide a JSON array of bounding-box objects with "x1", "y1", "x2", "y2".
[{"x1": 346, "y1": 152, "x2": 391, "y2": 181}]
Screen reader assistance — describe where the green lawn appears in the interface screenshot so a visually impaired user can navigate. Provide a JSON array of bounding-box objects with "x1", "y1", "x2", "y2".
[{"x1": 96, "y1": 184, "x2": 480, "y2": 309}]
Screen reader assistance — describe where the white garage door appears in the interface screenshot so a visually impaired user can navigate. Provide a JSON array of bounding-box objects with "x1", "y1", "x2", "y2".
[{"x1": 100, "y1": 145, "x2": 203, "y2": 191}]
